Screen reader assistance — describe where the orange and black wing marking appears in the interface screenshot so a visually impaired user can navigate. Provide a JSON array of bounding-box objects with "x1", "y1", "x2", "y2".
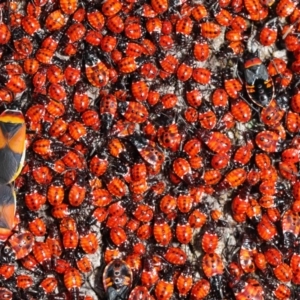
[{"x1": 0, "y1": 110, "x2": 26, "y2": 184}]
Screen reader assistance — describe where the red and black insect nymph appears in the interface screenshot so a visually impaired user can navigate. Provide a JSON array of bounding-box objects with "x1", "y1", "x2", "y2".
[{"x1": 243, "y1": 55, "x2": 274, "y2": 107}]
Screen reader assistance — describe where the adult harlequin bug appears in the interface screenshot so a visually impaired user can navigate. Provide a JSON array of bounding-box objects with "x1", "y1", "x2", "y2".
[
  {"x1": 0, "y1": 110, "x2": 26, "y2": 184},
  {"x1": 244, "y1": 55, "x2": 274, "y2": 107},
  {"x1": 103, "y1": 259, "x2": 133, "y2": 299}
]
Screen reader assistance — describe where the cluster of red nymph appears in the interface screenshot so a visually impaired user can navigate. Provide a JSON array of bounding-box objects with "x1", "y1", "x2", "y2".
[{"x1": 0, "y1": 0, "x2": 300, "y2": 299}]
